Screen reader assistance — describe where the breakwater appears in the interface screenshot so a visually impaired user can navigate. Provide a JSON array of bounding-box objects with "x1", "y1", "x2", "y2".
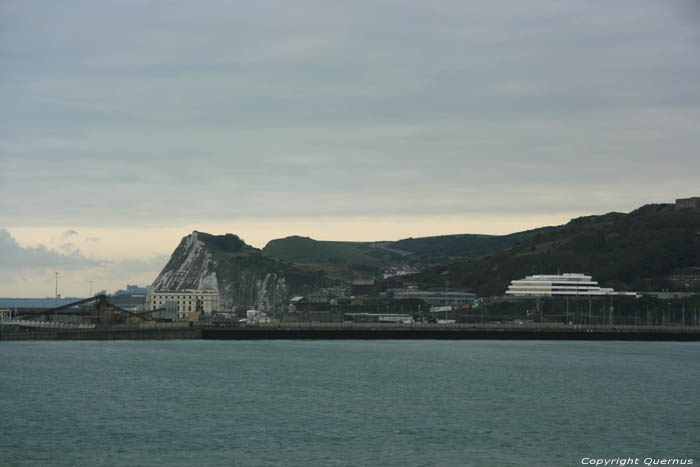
[
  {"x1": 0, "y1": 327, "x2": 201, "y2": 341},
  {"x1": 202, "y1": 324, "x2": 700, "y2": 341},
  {"x1": 2, "y1": 323, "x2": 699, "y2": 341}
]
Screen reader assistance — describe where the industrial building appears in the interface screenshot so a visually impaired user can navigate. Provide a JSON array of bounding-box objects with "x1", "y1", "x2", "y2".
[
  {"x1": 147, "y1": 290, "x2": 219, "y2": 319},
  {"x1": 669, "y1": 267, "x2": 700, "y2": 287},
  {"x1": 344, "y1": 313, "x2": 414, "y2": 323},
  {"x1": 390, "y1": 290, "x2": 477, "y2": 306}
]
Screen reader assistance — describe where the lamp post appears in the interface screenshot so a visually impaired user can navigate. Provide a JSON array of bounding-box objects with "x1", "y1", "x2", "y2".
[
  {"x1": 54, "y1": 271, "x2": 60, "y2": 320},
  {"x1": 55, "y1": 272, "x2": 59, "y2": 307},
  {"x1": 682, "y1": 302, "x2": 685, "y2": 328},
  {"x1": 444, "y1": 281, "x2": 449, "y2": 323}
]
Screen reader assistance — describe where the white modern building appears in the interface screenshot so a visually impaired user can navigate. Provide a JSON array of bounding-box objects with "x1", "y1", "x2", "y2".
[
  {"x1": 505, "y1": 273, "x2": 633, "y2": 297},
  {"x1": 147, "y1": 290, "x2": 219, "y2": 319}
]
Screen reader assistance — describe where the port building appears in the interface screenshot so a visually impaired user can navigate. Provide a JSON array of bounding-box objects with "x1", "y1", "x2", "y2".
[
  {"x1": 505, "y1": 273, "x2": 633, "y2": 297},
  {"x1": 390, "y1": 290, "x2": 476, "y2": 306}
]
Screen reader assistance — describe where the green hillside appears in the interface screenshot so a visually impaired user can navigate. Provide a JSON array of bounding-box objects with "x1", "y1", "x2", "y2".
[
  {"x1": 412, "y1": 204, "x2": 700, "y2": 296},
  {"x1": 263, "y1": 228, "x2": 561, "y2": 270},
  {"x1": 388, "y1": 227, "x2": 557, "y2": 262},
  {"x1": 262, "y1": 236, "x2": 397, "y2": 267}
]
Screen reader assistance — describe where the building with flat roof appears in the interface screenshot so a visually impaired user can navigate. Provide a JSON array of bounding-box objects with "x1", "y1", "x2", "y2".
[
  {"x1": 307, "y1": 287, "x2": 349, "y2": 304},
  {"x1": 676, "y1": 197, "x2": 700, "y2": 209},
  {"x1": 147, "y1": 290, "x2": 219, "y2": 319}
]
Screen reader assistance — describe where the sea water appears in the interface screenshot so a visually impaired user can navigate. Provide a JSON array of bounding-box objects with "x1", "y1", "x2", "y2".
[{"x1": 1, "y1": 340, "x2": 698, "y2": 466}]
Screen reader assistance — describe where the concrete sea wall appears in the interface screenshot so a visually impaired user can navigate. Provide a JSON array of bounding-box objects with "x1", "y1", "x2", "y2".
[
  {"x1": 2, "y1": 323, "x2": 699, "y2": 341},
  {"x1": 0, "y1": 327, "x2": 202, "y2": 341},
  {"x1": 202, "y1": 325, "x2": 700, "y2": 341}
]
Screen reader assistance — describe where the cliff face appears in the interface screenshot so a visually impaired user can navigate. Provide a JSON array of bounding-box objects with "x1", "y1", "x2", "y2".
[
  {"x1": 152, "y1": 231, "x2": 317, "y2": 312},
  {"x1": 151, "y1": 232, "x2": 219, "y2": 293}
]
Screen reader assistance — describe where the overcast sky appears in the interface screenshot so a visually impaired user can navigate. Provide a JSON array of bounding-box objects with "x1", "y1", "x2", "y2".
[{"x1": 1, "y1": 0, "x2": 699, "y2": 296}]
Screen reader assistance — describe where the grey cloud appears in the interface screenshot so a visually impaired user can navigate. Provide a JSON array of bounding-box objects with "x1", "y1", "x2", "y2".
[{"x1": 0, "y1": 228, "x2": 106, "y2": 269}]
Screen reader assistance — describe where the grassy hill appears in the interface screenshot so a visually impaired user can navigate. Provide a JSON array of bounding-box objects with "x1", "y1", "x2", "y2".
[
  {"x1": 388, "y1": 227, "x2": 557, "y2": 263},
  {"x1": 263, "y1": 227, "x2": 561, "y2": 271},
  {"x1": 263, "y1": 236, "x2": 401, "y2": 267},
  {"x1": 412, "y1": 204, "x2": 700, "y2": 296}
]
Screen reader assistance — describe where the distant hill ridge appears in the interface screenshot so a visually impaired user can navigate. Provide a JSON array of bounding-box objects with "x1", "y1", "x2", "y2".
[
  {"x1": 151, "y1": 201, "x2": 700, "y2": 304},
  {"x1": 412, "y1": 203, "x2": 700, "y2": 295},
  {"x1": 262, "y1": 226, "x2": 557, "y2": 267},
  {"x1": 262, "y1": 235, "x2": 391, "y2": 267}
]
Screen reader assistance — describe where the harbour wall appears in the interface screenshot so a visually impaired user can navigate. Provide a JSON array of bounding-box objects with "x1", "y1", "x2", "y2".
[
  {"x1": 1, "y1": 324, "x2": 699, "y2": 341},
  {"x1": 201, "y1": 325, "x2": 700, "y2": 341},
  {"x1": 0, "y1": 327, "x2": 201, "y2": 341}
]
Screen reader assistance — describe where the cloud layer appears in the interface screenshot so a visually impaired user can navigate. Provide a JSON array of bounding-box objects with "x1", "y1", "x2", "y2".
[{"x1": 1, "y1": 0, "x2": 699, "y2": 228}]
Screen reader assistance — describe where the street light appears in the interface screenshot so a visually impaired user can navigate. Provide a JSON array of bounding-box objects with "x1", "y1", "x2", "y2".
[
  {"x1": 54, "y1": 272, "x2": 60, "y2": 320},
  {"x1": 55, "y1": 272, "x2": 59, "y2": 306}
]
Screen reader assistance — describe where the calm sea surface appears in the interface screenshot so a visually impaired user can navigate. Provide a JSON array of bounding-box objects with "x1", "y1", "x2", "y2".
[{"x1": 1, "y1": 340, "x2": 698, "y2": 467}]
